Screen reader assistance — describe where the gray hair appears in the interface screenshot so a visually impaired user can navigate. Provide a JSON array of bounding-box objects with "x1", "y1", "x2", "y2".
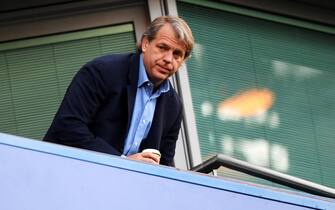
[{"x1": 138, "y1": 16, "x2": 194, "y2": 59}]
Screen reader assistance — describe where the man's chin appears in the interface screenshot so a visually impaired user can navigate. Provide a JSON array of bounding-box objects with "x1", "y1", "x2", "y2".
[{"x1": 152, "y1": 74, "x2": 169, "y2": 85}]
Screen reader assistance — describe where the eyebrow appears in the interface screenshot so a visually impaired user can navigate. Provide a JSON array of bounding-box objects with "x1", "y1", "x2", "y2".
[{"x1": 158, "y1": 42, "x2": 185, "y2": 56}]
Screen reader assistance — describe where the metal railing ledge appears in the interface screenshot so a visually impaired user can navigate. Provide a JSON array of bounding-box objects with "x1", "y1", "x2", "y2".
[{"x1": 191, "y1": 154, "x2": 335, "y2": 199}]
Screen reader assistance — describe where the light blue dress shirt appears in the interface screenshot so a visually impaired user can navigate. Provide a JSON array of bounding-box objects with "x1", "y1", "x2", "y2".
[{"x1": 122, "y1": 54, "x2": 170, "y2": 156}]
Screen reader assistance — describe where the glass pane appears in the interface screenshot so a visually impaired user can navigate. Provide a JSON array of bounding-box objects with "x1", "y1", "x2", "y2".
[
  {"x1": 0, "y1": 27, "x2": 135, "y2": 140},
  {"x1": 177, "y1": 1, "x2": 335, "y2": 188}
]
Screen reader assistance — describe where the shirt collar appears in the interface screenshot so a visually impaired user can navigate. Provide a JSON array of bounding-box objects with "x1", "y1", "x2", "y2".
[{"x1": 138, "y1": 54, "x2": 170, "y2": 94}]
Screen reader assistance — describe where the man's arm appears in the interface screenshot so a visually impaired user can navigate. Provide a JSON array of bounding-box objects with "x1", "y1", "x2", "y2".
[
  {"x1": 44, "y1": 61, "x2": 122, "y2": 155},
  {"x1": 159, "y1": 105, "x2": 183, "y2": 166}
]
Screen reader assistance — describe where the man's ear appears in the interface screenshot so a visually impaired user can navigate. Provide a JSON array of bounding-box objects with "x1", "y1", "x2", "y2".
[{"x1": 141, "y1": 37, "x2": 149, "y2": 52}]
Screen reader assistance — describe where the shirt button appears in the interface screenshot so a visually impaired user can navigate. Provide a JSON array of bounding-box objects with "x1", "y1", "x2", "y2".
[{"x1": 142, "y1": 119, "x2": 146, "y2": 123}]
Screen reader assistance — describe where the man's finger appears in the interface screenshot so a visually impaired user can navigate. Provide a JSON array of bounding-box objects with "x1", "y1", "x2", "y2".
[
  {"x1": 141, "y1": 157, "x2": 159, "y2": 164},
  {"x1": 141, "y1": 152, "x2": 160, "y2": 163}
]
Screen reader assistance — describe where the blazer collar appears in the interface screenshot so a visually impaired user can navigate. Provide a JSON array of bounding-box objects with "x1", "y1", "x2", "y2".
[{"x1": 127, "y1": 53, "x2": 140, "y2": 86}]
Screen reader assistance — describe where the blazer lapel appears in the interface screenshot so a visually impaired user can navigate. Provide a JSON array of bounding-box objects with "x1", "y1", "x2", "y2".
[{"x1": 126, "y1": 53, "x2": 140, "y2": 132}]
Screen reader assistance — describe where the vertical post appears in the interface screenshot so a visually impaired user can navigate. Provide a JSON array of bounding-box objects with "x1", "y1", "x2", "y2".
[{"x1": 165, "y1": 0, "x2": 203, "y2": 168}]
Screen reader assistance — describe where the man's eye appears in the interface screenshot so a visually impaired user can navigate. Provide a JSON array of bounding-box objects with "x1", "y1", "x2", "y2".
[{"x1": 174, "y1": 52, "x2": 184, "y2": 60}]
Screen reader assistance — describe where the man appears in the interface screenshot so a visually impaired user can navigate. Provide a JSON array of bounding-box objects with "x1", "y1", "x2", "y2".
[{"x1": 43, "y1": 16, "x2": 194, "y2": 166}]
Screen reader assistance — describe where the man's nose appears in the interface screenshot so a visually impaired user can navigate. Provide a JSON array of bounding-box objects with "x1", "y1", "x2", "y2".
[{"x1": 163, "y1": 51, "x2": 173, "y2": 63}]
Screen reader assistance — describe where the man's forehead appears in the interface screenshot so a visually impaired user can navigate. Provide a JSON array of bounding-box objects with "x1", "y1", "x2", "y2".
[{"x1": 156, "y1": 34, "x2": 187, "y2": 52}]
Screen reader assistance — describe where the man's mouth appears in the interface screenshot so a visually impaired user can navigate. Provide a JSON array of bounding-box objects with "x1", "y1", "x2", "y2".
[{"x1": 157, "y1": 65, "x2": 171, "y2": 73}]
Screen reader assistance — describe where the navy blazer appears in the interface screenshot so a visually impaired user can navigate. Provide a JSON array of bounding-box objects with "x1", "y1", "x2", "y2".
[{"x1": 44, "y1": 53, "x2": 183, "y2": 166}]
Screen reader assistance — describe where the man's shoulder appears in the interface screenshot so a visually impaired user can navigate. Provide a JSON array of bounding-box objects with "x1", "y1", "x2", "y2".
[{"x1": 80, "y1": 52, "x2": 139, "y2": 80}]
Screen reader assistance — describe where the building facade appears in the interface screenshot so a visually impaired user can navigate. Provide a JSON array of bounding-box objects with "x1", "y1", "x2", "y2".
[{"x1": 1, "y1": 0, "x2": 335, "y2": 189}]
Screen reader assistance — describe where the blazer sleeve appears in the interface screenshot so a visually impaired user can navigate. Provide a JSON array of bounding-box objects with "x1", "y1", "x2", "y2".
[
  {"x1": 159, "y1": 102, "x2": 183, "y2": 166},
  {"x1": 44, "y1": 60, "x2": 122, "y2": 155}
]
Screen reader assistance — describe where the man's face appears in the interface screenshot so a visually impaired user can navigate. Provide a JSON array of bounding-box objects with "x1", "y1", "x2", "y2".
[{"x1": 141, "y1": 24, "x2": 187, "y2": 87}]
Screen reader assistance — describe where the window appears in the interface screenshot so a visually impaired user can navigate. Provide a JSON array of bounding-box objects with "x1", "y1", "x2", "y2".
[
  {"x1": 177, "y1": 1, "x2": 335, "y2": 188},
  {"x1": 0, "y1": 24, "x2": 136, "y2": 140}
]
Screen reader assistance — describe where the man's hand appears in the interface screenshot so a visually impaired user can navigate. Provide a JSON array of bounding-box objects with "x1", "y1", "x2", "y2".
[{"x1": 127, "y1": 152, "x2": 160, "y2": 164}]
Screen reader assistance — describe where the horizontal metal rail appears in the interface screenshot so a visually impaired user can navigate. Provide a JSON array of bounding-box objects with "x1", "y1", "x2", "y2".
[{"x1": 191, "y1": 154, "x2": 335, "y2": 199}]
